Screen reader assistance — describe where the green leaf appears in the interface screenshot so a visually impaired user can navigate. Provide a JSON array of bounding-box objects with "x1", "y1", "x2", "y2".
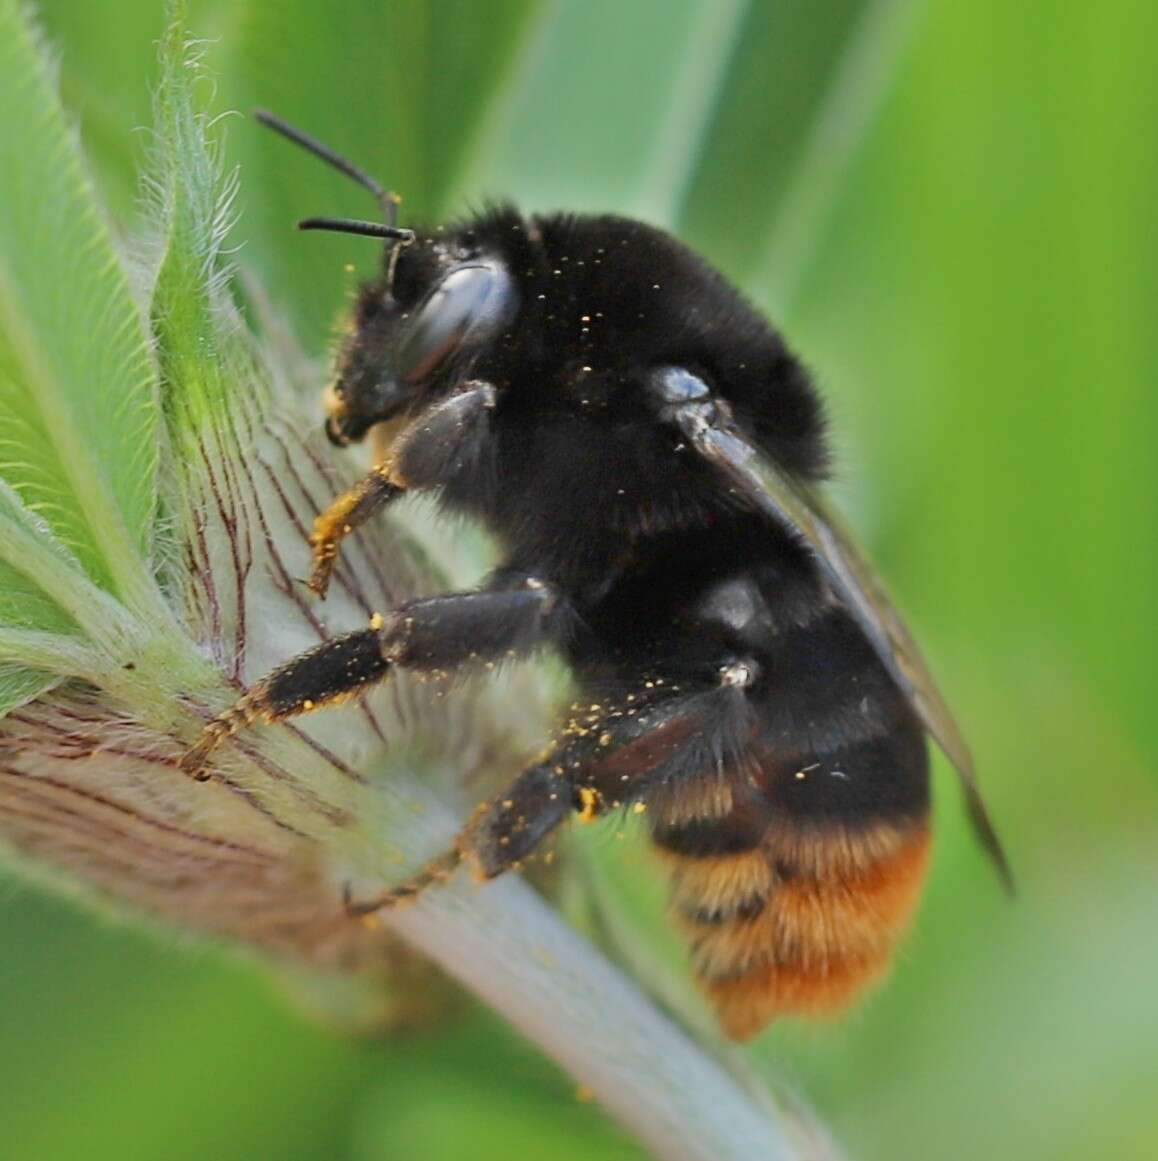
[
  {"x1": 149, "y1": 4, "x2": 255, "y2": 433},
  {"x1": 0, "y1": 0, "x2": 160, "y2": 605},
  {"x1": 0, "y1": 663, "x2": 58, "y2": 719},
  {"x1": 0, "y1": 480, "x2": 83, "y2": 634},
  {"x1": 33, "y1": 0, "x2": 172, "y2": 223},
  {"x1": 0, "y1": 478, "x2": 116, "y2": 718},
  {"x1": 677, "y1": 0, "x2": 890, "y2": 288},
  {"x1": 465, "y1": 0, "x2": 750, "y2": 225},
  {"x1": 739, "y1": 0, "x2": 926, "y2": 315}
]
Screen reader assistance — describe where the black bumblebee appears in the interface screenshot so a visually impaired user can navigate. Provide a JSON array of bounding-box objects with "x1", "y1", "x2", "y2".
[{"x1": 183, "y1": 112, "x2": 1010, "y2": 1040}]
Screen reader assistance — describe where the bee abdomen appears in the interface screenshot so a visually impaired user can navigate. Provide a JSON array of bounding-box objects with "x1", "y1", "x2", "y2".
[{"x1": 660, "y1": 816, "x2": 931, "y2": 1040}]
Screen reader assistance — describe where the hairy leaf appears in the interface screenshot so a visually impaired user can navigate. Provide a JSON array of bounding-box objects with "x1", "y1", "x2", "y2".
[
  {"x1": 149, "y1": 6, "x2": 255, "y2": 432},
  {"x1": 0, "y1": 0, "x2": 160, "y2": 605}
]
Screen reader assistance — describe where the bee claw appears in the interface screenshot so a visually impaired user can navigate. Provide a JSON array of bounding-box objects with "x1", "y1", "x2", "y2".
[
  {"x1": 178, "y1": 727, "x2": 228, "y2": 779},
  {"x1": 292, "y1": 570, "x2": 331, "y2": 599},
  {"x1": 340, "y1": 883, "x2": 383, "y2": 926},
  {"x1": 342, "y1": 848, "x2": 463, "y2": 919}
]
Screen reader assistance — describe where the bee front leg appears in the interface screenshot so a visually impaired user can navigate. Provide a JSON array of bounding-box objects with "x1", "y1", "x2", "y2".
[
  {"x1": 308, "y1": 381, "x2": 497, "y2": 597},
  {"x1": 180, "y1": 573, "x2": 567, "y2": 777},
  {"x1": 307, "y1": 466, "x2": 405, "y2": 597}
]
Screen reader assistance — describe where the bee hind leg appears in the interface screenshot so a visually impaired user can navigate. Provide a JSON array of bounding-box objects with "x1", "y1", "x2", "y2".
[
  {"x1": 344, "y1": 679, "x2": 745, "y2": 914},
  {"x1": 343, "y1": 847, "x2": 464, "y2": 916}
]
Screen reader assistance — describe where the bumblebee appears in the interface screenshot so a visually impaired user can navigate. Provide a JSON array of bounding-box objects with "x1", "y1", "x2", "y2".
[{"x1": 182, "y1": 112, "x2": 1010, "y2": 1040}]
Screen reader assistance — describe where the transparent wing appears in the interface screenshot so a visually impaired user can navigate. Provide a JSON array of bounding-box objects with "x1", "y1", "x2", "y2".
[{"x1": 676, "y1": 409, "x2": 1012, "y2": 890}]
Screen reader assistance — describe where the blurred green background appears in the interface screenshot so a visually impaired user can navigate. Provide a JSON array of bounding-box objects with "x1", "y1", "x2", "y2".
[{"x1": 3, "y1": 1, "x2": 1156, "y2": 1159}]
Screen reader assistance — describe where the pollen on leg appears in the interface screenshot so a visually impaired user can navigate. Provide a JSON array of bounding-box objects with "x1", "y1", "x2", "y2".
[
  {"x1": 179, "y1": 629, "x2": 392, "y2": 777},
  {"x1": 577, "y1": 786, "x2": 602, "y2": 823},
  {"x1": 178, "y1": 693, "x2": 269, "y2": 779},
  {"x1": 307, "y1": 465, "x2": 405, "y2": 597}
]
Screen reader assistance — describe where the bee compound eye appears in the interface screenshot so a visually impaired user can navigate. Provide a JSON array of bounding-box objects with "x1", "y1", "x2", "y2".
[{"x1": 395, "y1": 262, "x2": 518, "y2": 385}]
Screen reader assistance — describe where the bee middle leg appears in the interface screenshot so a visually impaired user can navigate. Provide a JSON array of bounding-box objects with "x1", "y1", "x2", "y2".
[{"x1": 180, "y1": 573, "x2": 567, "y2": 777}]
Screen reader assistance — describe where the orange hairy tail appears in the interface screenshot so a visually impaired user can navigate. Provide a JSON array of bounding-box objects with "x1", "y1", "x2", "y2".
[{"x1": 663, "y1": 819, "x2": 932, "y2": 1040}]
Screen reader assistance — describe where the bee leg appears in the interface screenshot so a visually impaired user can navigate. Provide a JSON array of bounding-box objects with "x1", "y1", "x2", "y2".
[
  {"x1": 180, "y1": 573, "x2": 567, "y2": 777},
  {"x1": 343, "y1": 847, "x2": 463, "y2": 917},
  {"x1": 346, "y1": 680, "x2": 749, "y2": 913},
  {"x1": 463, "y1": 682, "x2": 752, "y2": 877},
  {"x1": 344, "y1": 759, "x2": 576, "y2": 916},
  {"x1": 308, "y1": 381, "x2": 496, "y2": 597},
  {"x1": 307, "y1": 466, "x2": 405, "y2": 598},
  {"x1": 179, "y1": 627, "x2": 392, "y2": 778}
]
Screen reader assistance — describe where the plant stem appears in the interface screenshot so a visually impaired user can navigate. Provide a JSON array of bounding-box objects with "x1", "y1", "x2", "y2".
[{"x1": 387, "y1": 849, "x2": 846, "y2": 1161}]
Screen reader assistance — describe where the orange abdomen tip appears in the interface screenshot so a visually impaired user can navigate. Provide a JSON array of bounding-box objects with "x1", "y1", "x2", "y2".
[{"x1": 670, "y1": 821, "x2": 932, "y2": 1041}]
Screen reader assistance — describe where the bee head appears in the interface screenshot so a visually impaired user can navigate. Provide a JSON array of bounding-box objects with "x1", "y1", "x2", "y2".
[
  {"x1": 250, "y1": 112, "x2": 519, "y2": 448},
  {"x1": 324, "y1": 251, "x2": 518, "y2": 447}
]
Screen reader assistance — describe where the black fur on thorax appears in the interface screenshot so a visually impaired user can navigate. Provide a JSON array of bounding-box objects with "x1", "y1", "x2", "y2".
[{"x1": 384, "y1": 206, "x2": 831, "y2": 595}]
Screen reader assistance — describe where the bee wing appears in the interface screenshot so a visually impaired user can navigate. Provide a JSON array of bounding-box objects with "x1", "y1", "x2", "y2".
[{"x1": 677, "y1": 410, "x2": 1012, "y2": 890}]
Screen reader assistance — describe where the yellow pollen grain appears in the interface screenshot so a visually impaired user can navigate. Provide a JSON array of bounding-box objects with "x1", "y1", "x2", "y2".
[
  {"x1": 577, "y1": 787, "x2": 600, "y2": 823},
  {"x1": 369, "y1": 612, "x2": 385, "y2": 630},
  {"x1": 302, "y1": 699, "x2": 315, "y2": 711},
  {"x1": 633, "y1": 802, "x2": 647, "y2": 814}
]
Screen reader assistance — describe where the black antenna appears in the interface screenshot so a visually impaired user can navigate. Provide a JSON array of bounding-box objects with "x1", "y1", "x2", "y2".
[
  {"x1": 299, "y1": 217, "x2": 414, "y2": 242},
  {"x1": 253, "y1": 108, "x2": 403, "y2": 229}
]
